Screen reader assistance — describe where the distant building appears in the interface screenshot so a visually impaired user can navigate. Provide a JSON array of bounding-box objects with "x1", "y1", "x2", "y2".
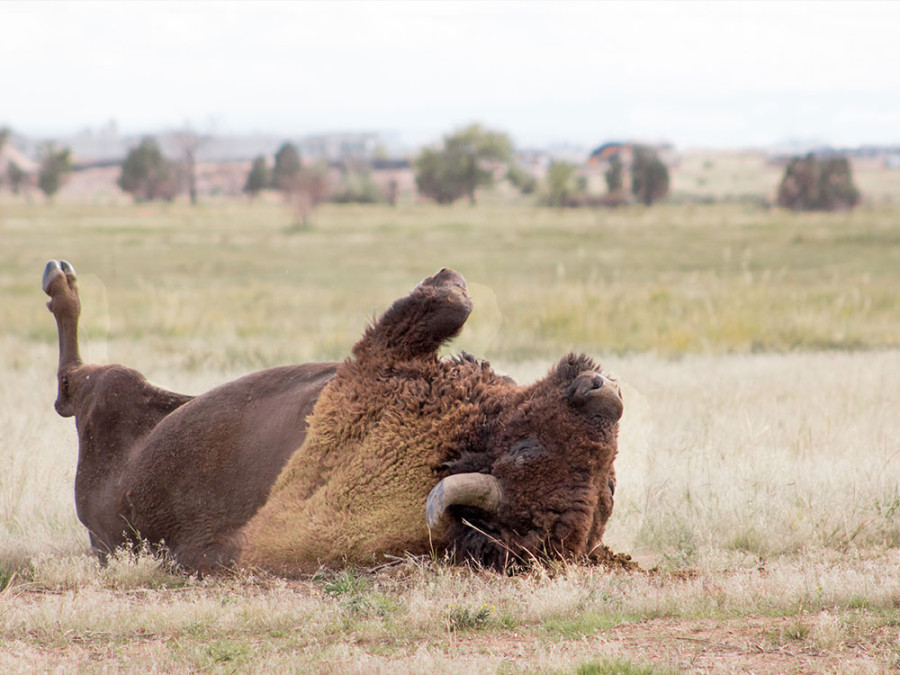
[
  {"x1": 298, "y1": 133, "x2": 382, "y2": 162},
  {"x1": 586, "y1": 142, "x2": 634, "y2": 166},
  {"x1": 767, "y1": 143, "x2": 900, "y2": 168},
  {"x1": 581, "y1": 141, "x2": 678, "y2": 195},
  {"x1": 0, "y1": 137, "x2": 39, "y2": 194},
  {"x1": 10, "y1": 127, "x2": 399, "y2": 166},
  {"x1": 0, "y1": 141, "x2": 39, "y2": 174}
]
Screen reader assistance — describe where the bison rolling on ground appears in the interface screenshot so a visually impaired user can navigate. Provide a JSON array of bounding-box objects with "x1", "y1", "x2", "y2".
[{"x1": 43, "y1": 261, "x2": 627, "y2": 575}]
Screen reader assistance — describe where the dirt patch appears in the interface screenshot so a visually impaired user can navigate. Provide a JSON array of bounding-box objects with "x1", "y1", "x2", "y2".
[
  {"x1": 602, "y1": 614, "x2": 899, "y2": 672},
  {"x1": 588, "y1": 546, "x2": 644, "y2": 572}
]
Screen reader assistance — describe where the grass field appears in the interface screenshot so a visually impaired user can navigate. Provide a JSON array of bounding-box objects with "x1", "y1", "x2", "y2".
[{"x1": 1, "y1": 199, "x2": 899, "y2": 672}]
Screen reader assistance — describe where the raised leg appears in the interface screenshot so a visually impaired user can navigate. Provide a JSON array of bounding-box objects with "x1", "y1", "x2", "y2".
[
  {"x1": 42, "y1": 259, "x2": 193, "y2": 425},
  {"x1": 352, "y1": 268, "x2": 473, "y2": 363},
  {"x1": 43, "y1": 260, "x2": 84, "y2": 417}
]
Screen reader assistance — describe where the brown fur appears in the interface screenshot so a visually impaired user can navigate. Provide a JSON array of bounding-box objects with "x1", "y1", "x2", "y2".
[
  {"x1": 45, "y1": 263, "x2": 621, "y2": 575},
  {"x1": 43, "y1": 261, "x2": 336, "y2": 573},
  {"x1": 240, "y1": 269, "x2": 622, "y2": 574}
]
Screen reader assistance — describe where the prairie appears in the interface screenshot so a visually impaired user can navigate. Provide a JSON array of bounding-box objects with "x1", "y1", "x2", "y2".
[{"x1": 1, "y1": 199, "x2": 898, "y2": 672}]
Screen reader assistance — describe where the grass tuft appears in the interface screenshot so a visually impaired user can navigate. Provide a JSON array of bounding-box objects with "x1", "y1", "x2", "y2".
[
  {"x1": 576, "y1": 658, "x2": 662, "y2": 675},
  {"x1": 448, "y1": 602, "x2": 495, "y2": 631}
]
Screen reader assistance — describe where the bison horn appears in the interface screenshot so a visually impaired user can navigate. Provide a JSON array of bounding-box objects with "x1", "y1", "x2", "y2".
[{"x1": 426, "y1": 473, "x2": 503, "y2": 533}]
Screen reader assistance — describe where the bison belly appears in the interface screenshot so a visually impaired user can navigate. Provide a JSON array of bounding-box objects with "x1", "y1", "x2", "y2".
[{"x1": 122, "y1": 363, "x2": 336, "y2": 572}]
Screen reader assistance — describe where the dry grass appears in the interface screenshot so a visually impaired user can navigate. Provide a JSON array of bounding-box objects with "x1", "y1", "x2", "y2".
[
  {"x1": 1, "y1": 200, "x2": 899, "y2": 671},
  {"x1": 2, "y1": 346, "x2": 898, "y2": 672}
]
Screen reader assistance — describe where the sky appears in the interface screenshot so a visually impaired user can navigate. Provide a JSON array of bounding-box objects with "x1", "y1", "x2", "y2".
[{"x1": 3, "y1": 0, "x2": 899, "y2": 150}]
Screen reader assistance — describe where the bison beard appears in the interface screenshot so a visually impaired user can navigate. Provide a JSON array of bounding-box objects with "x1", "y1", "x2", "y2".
[{"x1": 44, "y1": 261, "x2": 624, "y2": 575}]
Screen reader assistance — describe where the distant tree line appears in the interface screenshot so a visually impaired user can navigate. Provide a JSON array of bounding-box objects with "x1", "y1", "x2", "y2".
[
  {"x1": 540, "y1": 145, "x2": 670, "y2": 208},
  {"x1": 0, "y1": 127, "x2": 74, "y2": 200},
  {"x1": 244, "y1": 143, "x2": 389, "y2": 209},
  {"x1": 0, "y1": 123, "x2": 865, "y2": 212}
]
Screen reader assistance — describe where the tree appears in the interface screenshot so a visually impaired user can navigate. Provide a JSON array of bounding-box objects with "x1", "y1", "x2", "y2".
[
  {"x1": 543, "y1": 161, "x2": 577, "y2": 207},
  {"x1": 776, "y1": 153, "x2": 860, "y2": 211},
  {"x1": 244, "y1": 155, "x2": 269, "y2": 198},
  {"x1": 281, "y1": 162, "x2": 330, "y2": 228},
  {"x1": 631, "y1": 146, "x2": 669, "y2": 205},
  {"x1": 173, "y1": 128, "x2": 206, "y2": 205},
  {"x1": 37, "y1": 145, "x2": 72, "y2": 200},
  {"x1": 7, "y1": 161, "x2": 27, "y2": 194},
  {"x1": 414, "y1": 147, "x2": 466, "y2": 204},
  {"x1": 271, "y1": 142, "x2": 301, "y2": 191},
  {"x1": 605, "y1": 155, "x2": 624, "y2": 193},
  {"x1": 118, "y1": 138, "x2": 175, "y2": 202},
  {"x1": 414, "y1": 124, "x2": 512, "y2": 205}
]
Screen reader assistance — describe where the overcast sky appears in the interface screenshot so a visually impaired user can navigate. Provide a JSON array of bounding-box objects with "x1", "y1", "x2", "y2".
[{"x1": 3, "y1": 0, "x2": 899, "y2": 149}]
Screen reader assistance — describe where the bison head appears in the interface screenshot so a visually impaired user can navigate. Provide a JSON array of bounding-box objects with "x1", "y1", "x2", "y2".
[{"x1": 428, "y1": 353, "x2": 623, "y2": 570}]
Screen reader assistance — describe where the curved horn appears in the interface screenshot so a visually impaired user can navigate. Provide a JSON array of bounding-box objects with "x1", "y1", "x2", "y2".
[{"x1": 426, "y1": 473, "x2": 503, "y2": 532}]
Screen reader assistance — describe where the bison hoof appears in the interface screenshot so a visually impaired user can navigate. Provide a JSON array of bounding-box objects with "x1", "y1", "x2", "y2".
[
  {"x1": 416, "y1": 268, "x2": 467, "y2": 293},
  {"x1": 42, "y1": 260, "x2": 76, "y2": 295},
  {"x1": 418, "y1": 268, "x2": 472, "y2": 314}
]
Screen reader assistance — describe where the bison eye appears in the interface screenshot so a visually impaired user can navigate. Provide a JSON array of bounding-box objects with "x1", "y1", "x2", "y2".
[{"x1": 506, "y1": 438, "x2": 549, "y2": 466}]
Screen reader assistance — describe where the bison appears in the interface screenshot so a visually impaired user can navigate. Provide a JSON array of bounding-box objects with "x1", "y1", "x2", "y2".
[{"x1": 43, "y1": 261, "x2": 625, "y2": 575}]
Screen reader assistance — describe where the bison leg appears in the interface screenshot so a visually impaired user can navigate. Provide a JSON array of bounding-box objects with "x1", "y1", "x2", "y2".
[
  {"x1": 352, "y1": 268, "x2": 473, "y2": 362},
  {"x1": 43, "y1": 260, "x2": 85, "y2": 417},
  {"x1": 43, "y1": 260, "x2": 194, "y2": 559}
]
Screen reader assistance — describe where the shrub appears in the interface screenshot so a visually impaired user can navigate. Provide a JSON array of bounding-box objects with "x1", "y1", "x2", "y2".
[
  {"x1": 414, "y1": 147, "x2": 467, "y2": 204},
  {"x1": 7, "y1": 161, "x2": 28, "y2": 194},
  {"x1": 631, "y1": 146, "x2": 669, "y2": 205},
  {"x1": 448, "y1": 603, "x2": 494, "y2": 631},
  {"x1": 243, "y1": 155, "x2": 269, "y2": 198},
  {"x1": 542, "y1": 161, "x2": 577, "y2": 207},
  {"x1": 331, "y1": 168, "x2": 384, "y2": 204},
  {"x1": 284, "y1": 162, "x2": 330, "y2": 228},
  {"x1": 777, "y1": 154, "x2": 860, "y2": 211},
  {"x1": 118, "y1": 138, "x2": 175, "y2": 202},
  {"x1": 37, "y1": 145, "x2": 72, "y2": 200},
  {"x1": 271, "y1": 142, "x2": 301, "y2": 192}
]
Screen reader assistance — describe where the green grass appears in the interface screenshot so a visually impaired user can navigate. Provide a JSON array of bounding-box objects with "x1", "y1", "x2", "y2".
[
  {"x1": 575, "y1": 658, "x2": 662, "y2": 675},
  {"x1": 3, "y1": 200, "x2": 900, "y2": 372},
  {"x1": 542, "y1": 612, "x2": 627, "y2": 640}
]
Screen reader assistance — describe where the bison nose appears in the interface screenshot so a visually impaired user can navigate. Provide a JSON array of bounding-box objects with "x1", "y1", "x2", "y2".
[{"x1": 592, "y1": 374, "x2": 604, "y2": 389}]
